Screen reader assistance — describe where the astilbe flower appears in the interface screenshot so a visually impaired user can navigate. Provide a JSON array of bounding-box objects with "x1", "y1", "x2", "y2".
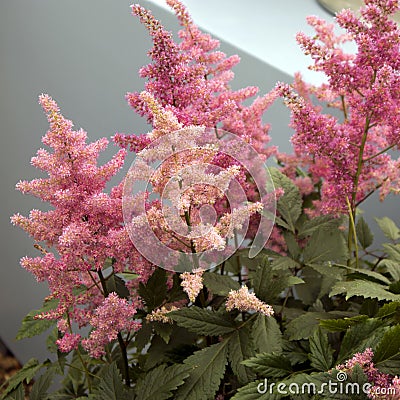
[
  {"x1": 226, "y1": 285, "x2": 274, "y2": 316},
  {"x1": 180, "y1": 269, "x2": 204, "y2": 302},
  {"x1": 146, "y1": 305, "x2": 179, "y2": 323},
  {"x1": 336, "y1": 348, "x2": 400, "y2": 399},
  {"x1": 11, "y1": 95, "x2": 147, "y2": 353},
  {"x1": 126, "y1": 93, "x2": 264, "y2": 259},
  {"x1": 116, "y1": 1, "x2": 275, "y2": 262},
  {"x1": 276, "y1": 0, "x2": 400, "y2": 215},
  {"x1": 81, "y1": 293, "x2": 140, "y2": 358}
]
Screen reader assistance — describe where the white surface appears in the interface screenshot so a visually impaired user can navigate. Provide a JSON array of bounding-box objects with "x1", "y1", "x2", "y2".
[{"x1": 149, "y1": 0, "x2": 337, "y2": 85}]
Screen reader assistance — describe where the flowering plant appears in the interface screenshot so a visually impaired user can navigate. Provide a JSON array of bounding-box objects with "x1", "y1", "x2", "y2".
[{"x1": 3, "y1": 0, "x2": 400, "y2": 399}]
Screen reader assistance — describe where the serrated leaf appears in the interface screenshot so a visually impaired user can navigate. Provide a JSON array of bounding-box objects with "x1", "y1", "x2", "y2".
[
  {"x1": 330, "y1": 280, "x2": 400, "y2": 301},
  {"x1": 270, "y1": 168, "x2": 302, "y2": 233},
  {"x1": 383, "y1": 243, "x2": 400, "y2": 262},
  {"x1": 106, "y1": 274, "x2": 129, "y2": 299},
  {"x1": 30, "y1": 369, "x2": 54, "y2": 400},
  {"x1": 356, "y1": 217, "x2": 374, "y2": 249},
  {"x1": 271, "y1": 256, "x2": 300, "y2": 271},
  {"x1": 174, "y1": 341, "x2": 228, "y2": 400},
  {"x1": 375, "y1": 216, "x2": 400, "y2": 241},
  {"x1": 169, "y1": 306, "x2": 235, "y2": 336},
  {"x1": 298, "y1": 215, "x2": 342, "y2": 239},
  {"x1": 252, "y1": 315, "x2": 282, "y2": 354},
  {"x1": 3, "y1": 385, "x2": 24, "y2": 400},
  {"x1": 285, "y1": 312, "x2": 331, "y2": 340},
  {"x1": 242, "y1": 353, "x2": 292, "y2": 378},
  {"x1": 377, "y1": 302, "x2": 400, "y2": 318},
  {"x1": 374, "y1": 324, "x2": 400, "y2": 368},
  {"x1": 15, "y1": 299, "x2": 58, "y2": 341},
  {"x1": 202, "y1": 272, "x2": 240, "y2": 296},
  {"x1": 309, "y1": 328, "x2": 334, "y2": 371},
  {"x1": 139, "y1": 268, "x2": 167, "y2": 310},
  {"x1": 252, "y1": 260, "x2": 302, "y2": 304},
  {"x1": 153, "y1": 322, "x2": 173, "y2": 344},
  {"x1": 135, "y1": 364, "x2": 190, "y2": 400},
  {"x1": 232, "y1": 372, "x2": 322, "y2": 400},
  {"x1": 228, "y1": 326, "x2": 256, "y2": 384},
  {"x1": 335, "y1": 263, "x2": 391, "y2": 285},
  {"x1": 337, "y1": 318, "x2": 385, "y2": 363},
  {"x1": 283, "y1": 232, "x2": 300, "y2": 260},
  {"x1": 93, "y1": 363, "x2": 129, "y2": 400},
  {"x1": 379, "y1": 259, "x2": 400, "y2": 281},
  {"x1": 303, "y1": 229, "x2": 348, "y2": 265},
  {"x1": 319, "y1": 315, "x2": 369, "y2": 332},
  {"x1": 134, "y1": 321, "x2": 153, "y2": 353},
  {"x1": 0, "y1": 358, "x2": 41, "y2": 398},
  {"x1": 375, "y1": 353, "x2": 400, "y2": 375}
]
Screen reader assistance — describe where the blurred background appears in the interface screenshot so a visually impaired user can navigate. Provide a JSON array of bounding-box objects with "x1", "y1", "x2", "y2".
[{"x1": 0, "y1": 0, "x2": 397, "y2": 365}]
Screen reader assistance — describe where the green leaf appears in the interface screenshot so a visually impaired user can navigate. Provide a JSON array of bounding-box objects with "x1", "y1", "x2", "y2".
[
  {"x1": 139, "y1": 268, "x2": 167, "y2": 310},
  {"x1": 30, "y1": 369, "x2": 54, "y2": 400},
  {"x1": 202, "y1": 272, "x2": 240, "y2": 296},
  {"x1": 379, "y1": 259, "x2": 400, "y2": 281},
  {"x1": 335, "y1": 264, "x2": 391, "y2": 285},
  {"x1": 374, "y1": 324, "x2": 400, "y2": 374},
  {"x1": 135, "y1": 364, "x2": 190, "y2": 400},
  {"x1": 169, "y1": 306, "x2": 236, "y2": 336},
  {"x1": 375, "y1": 216, "x2": 400, "y2": 241},
  {"x1": 15, "y1": 299, "x2": 58, "y2": 341},
  {"x1": 285, "y1": 312, "x2": 332, "y2": 340},
  {"x1": 228, "y1": 326, "x2": 256, "y2": 384},
  {"x1": 153, "y1": 322, "x2": 174, "y2": 344},
  {"x1": 93, "y1": 363, "x2": 129, "y2": 400},
  {"x1": 252, "y1": 259, "x2": 303, "y2": 304},
  {"x1": 106, "y1": 274, "x2": 129, "y2": 299},
  {"x1": 2, "y1": 385, "x2": 24, "y2": 400},
  {"x1": 319, "y1": 315, "x2": 369, "y2": 332},
  {"x1": 383, "y1": 243, "x2": 400, "y2": 262},
  {"x1": 134, "y1": 321, "x2": 153, "y2": 353},
  {"x1": 242, "y1": 353, "x2": 292, "y2": 378},
  {"x1": 0, "y1": 358, "x2": 42, "y2": 398},
  {"x1": 174, "y1": 341, "x2": 229, "y2": 400},
  {"x1": 283, "y1": 232, "x2": 300, "y2": 260},
  {"x1": 168, "y1": 306, "x2": 236, "y2": 336},
  {"x1": 303, "y1": 229, "x2": 349, "y2": 265},
  {"x1": 231, "y1": 372, "x2": 322, "y2": 400},
  {"x1": 309, "y1": 328, "x2": 333, "y2": 371},
  {"x1": 330, "y1": 280, "x2": 400, "y2": 301},
  {"x1": 270, "y1": 256, "x2": 300, "y2": 271},
  {"x1": 356, "y1": 217, "x2": 374, "y2": 249},
  {"x1": 337, "y1": 318, "x2": 385, "y2": 363},
  {"x1": 252, "y1": 315, "x2": 282, "y2": 354},
  {"x1": 298, "y1": 215, "x2": 343, "y2": 239},
  {"x1": 269, "y1": 168, "x2": 302, "y2": 233},
  {"x1": 377, "y1": 302, "x2": 400, "y2": 318}
]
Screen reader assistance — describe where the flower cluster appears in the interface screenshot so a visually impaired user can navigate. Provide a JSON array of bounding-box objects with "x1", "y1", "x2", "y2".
[
  {"x1": 82, "y1": 293, "x2": 140, "y2": 358},
  {"x1": 336, "y1": 348, "x2": 400, "y2": 399},
  {"x1": 11, "y1": 95, "x2": 147, "y2": 354},
  {"x1": 180, "y1": 269, "x2": 204, "y2": 302},
  {"x1": 277, "y1": 0, "x2": 400, "y2": 215},
  {"x1": 225, "y1": 285, "x2": 274, "y2": 316}
]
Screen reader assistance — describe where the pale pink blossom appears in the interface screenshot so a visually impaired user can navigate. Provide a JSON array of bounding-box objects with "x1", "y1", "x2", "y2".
[
  {"x1": 226, "y1": 285, "x2": 274, "y2": 316},
  {"x1": 180, "y1": 269, "x2": 204, "y2": 302}
]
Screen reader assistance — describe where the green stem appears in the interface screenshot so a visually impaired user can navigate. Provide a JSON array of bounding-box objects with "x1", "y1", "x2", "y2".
[
  {"x1": 97, "y1": 269, "x2": 131, "y2": 387},
  {"x1": 346, "y1": 197, "x2": 359, "y2": 269}
]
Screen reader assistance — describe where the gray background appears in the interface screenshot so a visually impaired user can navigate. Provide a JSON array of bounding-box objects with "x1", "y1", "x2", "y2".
[{"x1": 0, "y1": 0, "x2": 397, "y2": 363}]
